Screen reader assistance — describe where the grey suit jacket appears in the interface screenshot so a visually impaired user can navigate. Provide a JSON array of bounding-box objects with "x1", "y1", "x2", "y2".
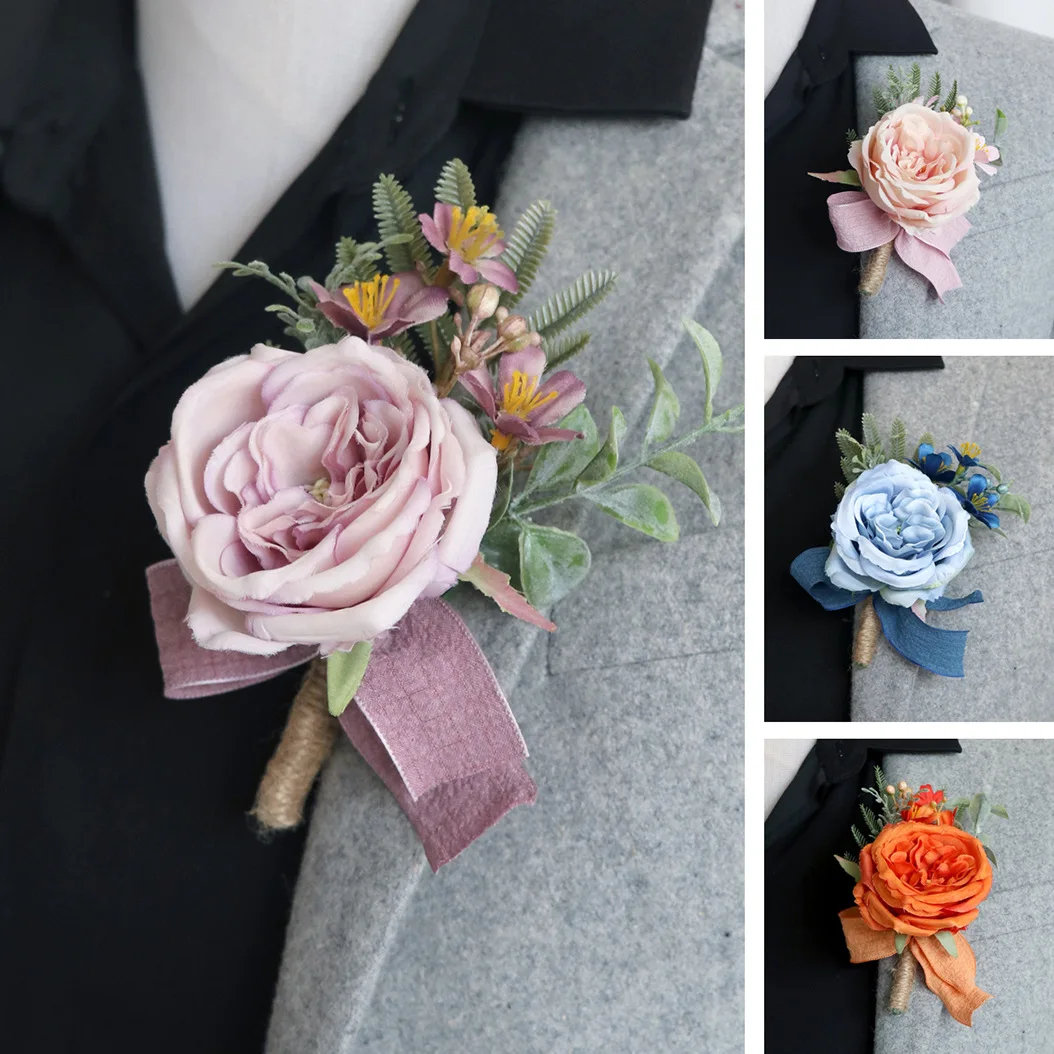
[
  {"x1": 263, "y1": 6, "x2": 745, "y2": 1052},
  {"x1": 857, "y1": 0, "x2": 1054, "y2": 339},
  {"x1": 852, "y1": 358, "x2": 1054, "y2": 720},
  {"x1": 874, "y1": 744, "x2": 1054, "y2": 1053}
]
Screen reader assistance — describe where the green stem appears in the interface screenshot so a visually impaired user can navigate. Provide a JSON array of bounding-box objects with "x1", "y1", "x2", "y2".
[{"x1": 512, "y1": 406, "x2": 744, "y2": 516}]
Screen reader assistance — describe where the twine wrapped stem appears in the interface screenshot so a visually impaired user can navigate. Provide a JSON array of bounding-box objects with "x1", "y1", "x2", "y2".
[
  {"x1": 252, "y1": 658, "x2": 337, "y2": 830},
  {"x1": 852, "y1": 595, "x2": 881, "y2": 668},
  {"x1": 889, "y1": 945, "x2": 916, "y2": 1014},
  {"x1": 859, "y1": 240, "x2": 895, "y2": 296}
]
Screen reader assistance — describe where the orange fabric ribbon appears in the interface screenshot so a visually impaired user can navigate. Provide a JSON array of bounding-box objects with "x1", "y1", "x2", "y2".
[{"x1": 839, "y1": 908, "x2": 992, "y2": 1026}]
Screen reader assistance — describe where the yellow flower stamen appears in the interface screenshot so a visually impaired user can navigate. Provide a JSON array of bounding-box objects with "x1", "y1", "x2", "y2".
[
  {"x1": 446, "y1": 206, "x2": 503, "y2": 264},
  {"x1": 342, "y1": 274, "x2": 401, "y2": 329},
  {"x1": 959, "y1": 442, "x2": 981, "y2": 460},
  {"x1": 490, "y1": 431, "x2": 514, "y2": 451},
  {"x1": 308, "y1": 476, "x2": 330, "y2": 502},
  {"x1": 501, "y1": 370, "x2": 558, "y2": 420}
]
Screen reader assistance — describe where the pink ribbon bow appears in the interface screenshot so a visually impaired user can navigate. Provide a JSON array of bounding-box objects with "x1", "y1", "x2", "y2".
[
  {"x1": 146, "y1": 560, "x2": 536, "y2": 870},
  {"x1": 826, "y1": 190, "x2": 971, "y2": 301}
]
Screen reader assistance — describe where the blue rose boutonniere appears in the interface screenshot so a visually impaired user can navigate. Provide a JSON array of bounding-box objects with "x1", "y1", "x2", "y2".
[{"x1": 792, "y1": 415, "x2": 1031, "y2": 678}]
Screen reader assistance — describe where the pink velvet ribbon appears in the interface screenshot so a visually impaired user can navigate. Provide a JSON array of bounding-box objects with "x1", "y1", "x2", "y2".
[
  {"x1": 826, "y1": 190, "x2": 971, "y2": 302},
  {"x1": 146, "y1": 559, "x2": 536, "y2": 869}
]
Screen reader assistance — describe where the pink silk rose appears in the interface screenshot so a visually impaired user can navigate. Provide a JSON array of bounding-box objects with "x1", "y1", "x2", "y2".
[
  {"x1": 145, "y1": 337, "x2": 497, "y2": 655},
  {"x1": 849, "y1": 103, "x2": 981, "y2": 233}
]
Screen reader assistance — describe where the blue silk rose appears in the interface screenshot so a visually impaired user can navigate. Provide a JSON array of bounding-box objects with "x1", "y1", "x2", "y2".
[{"x1": 825, "y1": 461, "x2": 973, "y2": 607}]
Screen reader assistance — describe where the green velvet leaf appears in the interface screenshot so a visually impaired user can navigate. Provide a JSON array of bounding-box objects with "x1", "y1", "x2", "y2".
[
  {"x1": 990, "y1": 804, "x2": 1009, "y2": 820},
  {"x1": 983, "y1": 843, "x2": 998, "y2": 868},
  {"x1": 647, "y1": 450, "x2": 721, "y2": 526},
  {"x1": 834, "y1": 856, "x2": 862, "y2": 882},
  {"x1": 518, "y1": 524, "x2": 592, "y2": 608},
  {"x1": 576, "y1": 406, "x2": 626, "y2": 488},
  {"x1": 480, "y1": 521, "x2": 524, "y2": 588},
  {"x1": 521, "y1": 407, "x2": 598, "y2": 497},
  {"x1": 996, "y1": 492, "x2": 1030, "y2": 524},
  {"x1": 994, "y1": 108, "x2": 1008, "y2": 141},
  {"x1": 327, "y1": 642, "x2": 372, "y2": 717},
  {"x1": 935, "y1": 930, "x2": 959, "y2": 958},
  {"x1": 894, "y1": 933, "x2": 908, "y2": 955},
  {"x1": 433, "y1": 158, "x2": 476, "y2": 209},
  {"x1": 644, "y1": 358, "x2": 680, "y2": 445},
  {"x1": 583, "y1": 484, "x2": 679, "y2": 542},
  {"x1": 683, "y1": 319, "x2": 722, "y2": 422},
  {"x1": 489, "y1": 462, "x2": 514, "y2": 529}
]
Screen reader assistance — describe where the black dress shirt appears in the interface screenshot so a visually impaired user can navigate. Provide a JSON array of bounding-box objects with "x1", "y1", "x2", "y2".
[
  {"x1": 766, "y1": 740, "x2": 962, "y2": 1054},
  {"x1": 0, "y1": 2, "x2": 712, "y2": 1052},
  {"x1": 765, "y1": 357, "x2": 944, "y2": 720},
  {"x1": 765, "y1": 0, "x2": 936, "y2": 337}
]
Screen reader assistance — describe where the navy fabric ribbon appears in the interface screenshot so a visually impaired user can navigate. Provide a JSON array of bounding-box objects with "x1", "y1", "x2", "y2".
[{"x1": 790, "y1": 546, "x2": 984, "y2": 677}]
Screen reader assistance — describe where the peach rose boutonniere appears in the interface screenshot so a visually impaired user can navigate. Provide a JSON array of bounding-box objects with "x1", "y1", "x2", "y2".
[
  {"x1": 809, "y1": 65, "x2": 1006, "y2": 301},
  {"x1": 835, "y1": 768, "x2": 1006, "y2": 1026}
]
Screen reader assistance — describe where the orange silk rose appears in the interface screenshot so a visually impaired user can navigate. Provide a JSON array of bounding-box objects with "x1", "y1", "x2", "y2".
[
  {"x1": 901, "y1": 801, "x2": 957, "y2": 825},
  {"x1": 853, "y1": 822, "x2": 992, "y2": 937}
]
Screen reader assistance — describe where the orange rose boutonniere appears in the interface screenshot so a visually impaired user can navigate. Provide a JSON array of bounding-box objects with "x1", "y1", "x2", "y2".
[{"x1": 834, "y1": 769, "x2": 1006, "y2": 1026}]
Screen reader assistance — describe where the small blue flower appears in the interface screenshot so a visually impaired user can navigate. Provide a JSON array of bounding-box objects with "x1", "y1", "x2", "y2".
[
  {"x1": 956, "y1": 473, "x2": 1001, "y2": 529},
  {"x1": 950, "y1": 443, "x2": 982, "y2": 468},
  {"x1": 910, "y1": 443, "x2": 956, "y2": 483}
]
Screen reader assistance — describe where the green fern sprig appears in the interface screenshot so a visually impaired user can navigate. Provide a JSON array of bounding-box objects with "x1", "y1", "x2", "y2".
[
  {"x1": 527, "y1": 270, "x2": 618, "y2": 341},
  {"x1": 433, "y1": 158, "x2": 477, "y2": 210},
  {"x1": 372, "y1": 174, "x2": 434, "y2": 278},
  {"x1": 501, "y1": 200, "x2": 556, "y2": 307},
  {"x1": 544, "y1": 330, "x2": 591, "y2": 369}
]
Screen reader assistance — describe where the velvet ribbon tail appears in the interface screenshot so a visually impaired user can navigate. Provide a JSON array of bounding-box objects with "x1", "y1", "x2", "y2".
[
  {"x1": 839, "y1": 909, "x2": 992, "y2": 1026},
  {"x1": 790, "y1": 548, "x2": 984, "y2": 677},
  {"x1": 826, "y1": 191, "x2": 971, "y2": 301},
  {"x1": 146, "y1": 559, "x2": 536, "y2": 869}
]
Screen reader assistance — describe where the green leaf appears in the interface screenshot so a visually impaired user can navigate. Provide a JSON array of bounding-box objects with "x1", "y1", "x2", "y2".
[
  {"x1": 983, "y1": 844, "x2": 998, "y2": 868},
  {"x1": 807, "y1": 169, "x2": 863, "y2": 187},
  {"x1": 644, "y1": 359, "x2": 680, "y2": 445},
  {"x1": 935, "y1": 930, "x2": 959, "y2": 958},
  {"x1": 582, "y1": 484, "x2": 679, "y2": 542},
  {"x1": 943, "y1": 79, "x2": 959, "y2": 116},
  {"x1": 683, "y1": 319, "x2": 722, "y2": 423},
  {"x1": 543, "y1": 330, "x2": 591, "y2": 368},
  {"x1": 647, "y1": 451, "x2": 721, "y2": 526},
  {"x1": 994, "y1": 108, "x2": 1008, "y2": 142},
  {"x1": 889, "y1": 417, "x2": 907, "y2": 461},
  {"x1": 996, "y1": 492, "x2": 1030, "y2": 524},
  {"x1": 861, "y1": 412, "x2": 882, "y2": 451},
  {"x1": 918, "y1": 430, "x2": 936, "y2": 450},
  {"x1": 990, "y1": 804, "x2": 1009, "y2": 820},
  {"x1": 459, "y1": 555, "x2": 555, "y2": 632},
  {"x1": 372, "y1": 173, "x2": 434, "y2": 277},
  {"x1": 433, "y1": 158, "x2": 476, "y2": 209},
  {"x1": 489, "y1": 462, "x2": 514, "y2": 528},
  {"x1": 501, "y1": 199, "x2": 555, "y2": 306},
  {"x1": 908, "y1": 62, "x2": 921, "y2": 102},
  {"x1": 834, "y1": 481, "x2": 846, "y2": 501},
  {"x1": 850, "y1": 824, "x2": 867, "y2": 849},
  {"x1": 480, "y1": 521, "x2": 524, "y2": 587},
  {"x1": 969, "y1": 792, "x2": 991, "y2": 838},
  {"x1": 928, "y1": 71, "x2": 942, "y2": 105},
  {"x1": 518, "y1": 524, "x2": 592, "y2": 607},
  {"x1": 521, "y1": 407, "x2": 599, "y2": 497},
  {"x1": 835, "y1": 428, "x2": 865, "y2": 461},
  {"x1": 835, "y1": 856, "x2": 862, "y2": 882},
  {"x1": 576, "y1": 406, "x2": 627, "y2": 487},
  {"x1": 840, "y1": 456, "x2": 856, "y2": 485},
  {"x1": 327, "y1": 643, "x2": 372, "y2": 717},
  {"x1": 528, "y1": 270, "x2": 618, "y2": 341},
  {"x1": 894, "y1": 933, "x2": 908, "y2": 955}
]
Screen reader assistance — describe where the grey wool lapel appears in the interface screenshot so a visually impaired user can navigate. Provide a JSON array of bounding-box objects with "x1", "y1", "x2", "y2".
[
  {"x1": 263, "y1": 15, "x2": 744, "y2": 1054},
  {"x1": 872, "y1": 744, "x2": 1054, "y2": 1051},
  {"x1": 857, "y1": 0, "x2": 1054, "y2": 339},
  {"x1": 851, "y1": 358, "x2": 1054, "y2": 721}
]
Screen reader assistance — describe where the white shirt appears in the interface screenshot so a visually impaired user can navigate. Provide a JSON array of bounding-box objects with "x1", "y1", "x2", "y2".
[
  {"x1": 764, "y1": 0, "x2": 817, "y2": 95},
  {"x1": 137, "y1": 0, "x2": 418, "y2": 310}
]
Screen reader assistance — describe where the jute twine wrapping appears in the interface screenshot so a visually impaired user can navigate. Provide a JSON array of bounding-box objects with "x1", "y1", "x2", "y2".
[
  {"x1": 852, "y1": 595, "x2": 881, "y2": 668},
  {"x1": 251, "y1": 657, "x2": 337, "y2": 830},
  {"x1": 859, "y1": 240, "x2": 895, "y2": 296},
  {"x1": 889, "y1": 946, "x2": 916, "y2": 1014}
]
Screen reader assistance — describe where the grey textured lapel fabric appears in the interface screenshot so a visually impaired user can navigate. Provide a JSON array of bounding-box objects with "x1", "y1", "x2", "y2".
[
  {"x1": 264, "y1": 9, "x2": 745, "y2": 1054},
  {"x1": 852, "y1": 358, "x2": 1054, "y2": 720},
  {"x1": 857, "y1": 0, "x2": 1054, "y2": 339},
  {"x1": 873, "y1": 744, "x2": 1054, "y2": 1051}
]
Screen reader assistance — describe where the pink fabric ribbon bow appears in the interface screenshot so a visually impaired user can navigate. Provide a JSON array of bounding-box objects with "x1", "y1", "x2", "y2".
[
  {"x1": 146, "y1": 559, "x2": 536, "y2": 870},
  {"x1": 826, "y1": 190, "x2": 971, "y2": 301}
]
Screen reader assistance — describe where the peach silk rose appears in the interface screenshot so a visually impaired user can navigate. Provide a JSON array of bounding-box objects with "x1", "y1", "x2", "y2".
[
  {"x1": 849, "y1": 103, "x2": 981, "y2": 233},
  {"x1": 146, "y1": 337, "x2": 497, "y2": 656}
]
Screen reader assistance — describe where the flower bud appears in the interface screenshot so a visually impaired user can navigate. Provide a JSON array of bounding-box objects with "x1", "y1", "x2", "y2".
[
  {"x1": 886, "y1": 785, "x2": 896, "y2": 796},
  {"x1": 494, "y1": 307, "x2": 509, "y2": 323},
  {"x1": 466, "y1": 283, "x2": 500, "y2": 319},
  {"x1": 450, "y1": 336, "x2": 462, "y2": 356},
  {"x1": 497, "y1": 314, "x2": 529, "y2": 340},
  {"x1": 956, "y1": 94, "x2": 967, "y2": 107},
  {"x1": 898, "y1": 781, "x2": 909, "y2": 792}
]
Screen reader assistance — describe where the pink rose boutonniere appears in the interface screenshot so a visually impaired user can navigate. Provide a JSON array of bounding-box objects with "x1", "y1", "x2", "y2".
[
  {"x1": 810, "y1": 66, "x2": 1005, "y2": 301},
  {"x1": 143, "y1": 159, "x2": 743, "y2": 869}
]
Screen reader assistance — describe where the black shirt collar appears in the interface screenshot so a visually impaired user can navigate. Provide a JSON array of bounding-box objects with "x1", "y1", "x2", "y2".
[{"x1": 766, "y1": 0, "x2": 937, "y2": 140}]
